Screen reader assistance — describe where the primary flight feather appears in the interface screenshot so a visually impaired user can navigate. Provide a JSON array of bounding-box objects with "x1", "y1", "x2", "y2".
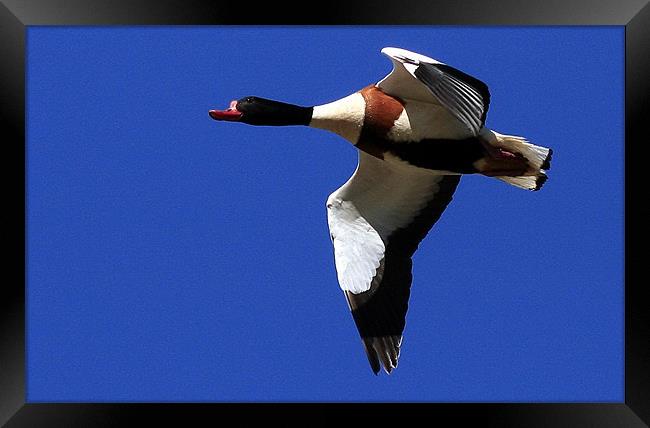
[{"x1": 209, "y1": 47, "x2": 552, "y2": 375}]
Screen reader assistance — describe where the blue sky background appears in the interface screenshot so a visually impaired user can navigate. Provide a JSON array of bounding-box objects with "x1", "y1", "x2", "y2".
[{"x1": 26, "y1": 27, "x2": 624, "y2": 402}]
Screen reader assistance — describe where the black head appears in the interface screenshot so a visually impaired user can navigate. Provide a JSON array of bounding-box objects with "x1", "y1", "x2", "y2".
[{"x1": 209, "y1": 96, "x2": 312, "y2": 126}]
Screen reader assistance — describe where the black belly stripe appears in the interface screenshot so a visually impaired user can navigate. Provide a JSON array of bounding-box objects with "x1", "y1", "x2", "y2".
[
  {"x1": 389, "y1": 137, "x2": 485, "y2": 173},
  {"x1": 357, "y1": 134, "x2": 485, "y2": 174}
]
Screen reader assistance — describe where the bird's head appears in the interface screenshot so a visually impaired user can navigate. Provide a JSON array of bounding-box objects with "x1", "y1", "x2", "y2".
[{"x1": 209, "y1": 96, "x2": 312, "y2": 126}]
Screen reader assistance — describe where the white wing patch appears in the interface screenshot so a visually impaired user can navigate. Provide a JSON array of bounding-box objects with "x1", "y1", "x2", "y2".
[
  {"x1": 377, "y1": 54, "x2": 439, "y2": 104},
  {"x1": 327, "y1": 152, "x2": 445, "y2": 294},
  {"x1": 381, "y1": 47, "x2": 440, "y2": 64},
  {"x1": 327, "y1": 199, "x2": 385, "y2": 294}
]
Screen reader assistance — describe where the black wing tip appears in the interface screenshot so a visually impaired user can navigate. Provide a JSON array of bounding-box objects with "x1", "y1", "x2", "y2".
[
  {"x1": 362, "y1": 337, "x2": 400, "y2": 375},
  {"x1": 541, "y1": 148, "x2": 553, "y2": 171},
  {"x1": 365, "y1": 345, "x2": 382, "y2": 375},
  {"x1": 533, "y1": 172, "x2": 548, "y2": 191},
  {"x1": 361, "y1": 337, "x2": 383, "y2": 374}
]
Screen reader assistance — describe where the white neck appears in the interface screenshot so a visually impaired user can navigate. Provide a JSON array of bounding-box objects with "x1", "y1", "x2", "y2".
[{"x1": 309, "y1": 93, "x2": 366, "y2": 143}]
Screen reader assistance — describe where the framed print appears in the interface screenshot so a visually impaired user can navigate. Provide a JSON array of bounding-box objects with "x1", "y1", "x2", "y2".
[{"x1": 2, "y1": 0, "x2": 648, "y2": 426}]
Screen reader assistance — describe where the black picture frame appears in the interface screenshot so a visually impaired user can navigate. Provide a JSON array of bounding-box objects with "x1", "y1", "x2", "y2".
[{"x1": 2, "y1": 0, "x2": 647, "y2": 426}]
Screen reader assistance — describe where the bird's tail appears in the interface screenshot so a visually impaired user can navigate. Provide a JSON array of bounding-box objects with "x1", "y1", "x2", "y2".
[{"x1": 477, "y1": 129, "x2": 552, "y2": 191}]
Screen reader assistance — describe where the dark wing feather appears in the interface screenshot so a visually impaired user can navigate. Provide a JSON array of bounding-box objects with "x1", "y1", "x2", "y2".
[
  {"x1": 414, "y1": 63, "x2": 490, "y2": 135},
  {"x1": 345, "y1": 175, "x2": 461, "y2": 374}
]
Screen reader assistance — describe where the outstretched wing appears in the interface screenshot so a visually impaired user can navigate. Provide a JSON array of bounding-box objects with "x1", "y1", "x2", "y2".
[
  {"x1": 377, "y1": 47, "x2": 490, "y2": 136},
  {"x1": 327, "y1": 152, "x2": 461, "y2": 374}
]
